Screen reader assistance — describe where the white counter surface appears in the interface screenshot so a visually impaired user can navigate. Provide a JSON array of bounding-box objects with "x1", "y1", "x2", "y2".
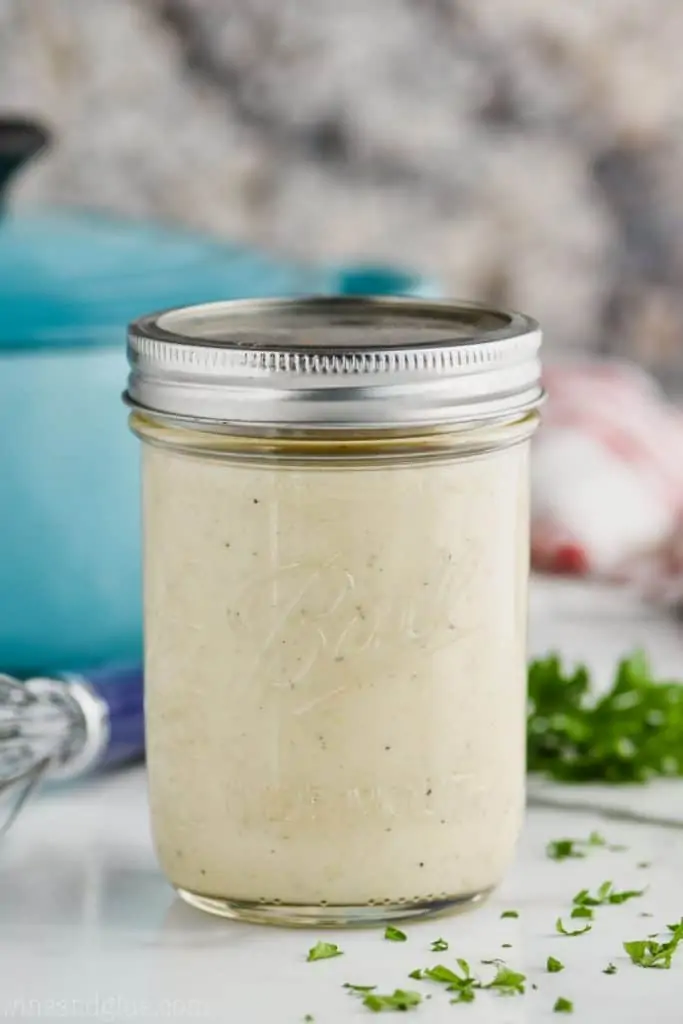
[{"x1": 2, "y1": 578, "x2": 682, "y2": 1022}]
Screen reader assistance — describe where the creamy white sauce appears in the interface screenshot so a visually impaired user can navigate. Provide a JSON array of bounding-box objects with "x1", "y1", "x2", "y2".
[{"x1": 142, "y1": 438, "x2": 530, "y2": 908}]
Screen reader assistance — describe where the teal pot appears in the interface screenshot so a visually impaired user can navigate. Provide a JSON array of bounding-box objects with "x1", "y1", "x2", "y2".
[{"x1": 0, "y1": 117, "x2": 436, "y2": 672}]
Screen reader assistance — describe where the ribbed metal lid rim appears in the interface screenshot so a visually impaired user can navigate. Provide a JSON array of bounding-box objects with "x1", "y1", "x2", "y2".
[{"x1": 125, "y1": 296, "x2": 542, "y2": 429}]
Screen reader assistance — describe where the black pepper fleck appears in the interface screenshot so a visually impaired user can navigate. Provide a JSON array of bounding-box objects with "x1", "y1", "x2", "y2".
[
  {"x1": 419, "y1": 862, "x2": 425, "y2": 868},
  {"x1": 200, "y1": 869, "x2": 206, "y2": 875},
  {"x1": 385, "y1": 746, "x2": 391, "y2": 751},
  {"x1": 426, "y1": 788, "x2": 433, "y2": 796},
  {"x1": 253, "y1": 498, "x2": 259, "y2": 504}
]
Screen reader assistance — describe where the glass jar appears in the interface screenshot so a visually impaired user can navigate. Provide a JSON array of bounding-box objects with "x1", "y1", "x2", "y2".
[{"x1": 125, "y1": 297, "x2": 543, "y2": 926}]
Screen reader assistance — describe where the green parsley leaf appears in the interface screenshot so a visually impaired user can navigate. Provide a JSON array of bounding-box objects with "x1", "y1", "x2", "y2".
[
  {"x1": 344, "y1": 983, "x2": 376, "y2": 992},
  {"x1": 485, "y1": 964, "x2": 526, "y2": 996},
  {"x1": 556, "y1": 917, "x2": 592, "y2": 937},
  {"x1": 363, "y1": 990, "x2": 421, "y2": 1013},
  {"x1": 450, "y1": 988, "x2": 476, "y2": 1004},
  {"x1": 423, "y1": 960, "x2": 479, "y2": 1002},
  {"x1": 554, "y1": 997, "x2": 574, "y2": 1013},
  {"x1": 384, "y1": 925, "x2": 407, "y2": 942},
  {"x1": 501, "y1": 910, "x2": 519, "y2": 919},
  {"x1": 546, "y1": 832, "x2": 624, "y2": 861},
  {"x1": 570, "y1": 906, "x2": 594, "y2": 920},
  {"x1": 303, "y1": 1016, "x2": 314, "y2": 1023},
  {"x1": 307, "y1": 941, "x2": 343, "y2": 962},
  {"x1": 637, "y1": 862, "x2": 651, "y2": 869},
  {"x1": 423, "y1": 964, "x2": 465, "y2": 986},
  {"x1": 547, "y1": 956, "x2": 564, "y2": 973},
  {"x1": 546, "y1": 839, "x2": 586, "y2": 861},
  {"x1": 603, "y1": 963, "x2": 617, "y2": 975},
  {"x1": 572, "y1": 881, "x2": 644, "y2": 909},
  {"x1": 624, "y1": 919, "x2": 683, "y2": 969},
  {"x1": 408, "y1": 970, "x2": 423, "y2": 980},
  {"x1": 430, "y1": 938, "x2": 448, "y2": 952},
  {"x1": 609, "y1": 888, "x2": 645, "y2": 905},
  {"x1": 528, "y1": 652, "x2": 683, "y2": 783},
  {"x1": 501, "y1": 943, "x2": 512, "y2": 949}
]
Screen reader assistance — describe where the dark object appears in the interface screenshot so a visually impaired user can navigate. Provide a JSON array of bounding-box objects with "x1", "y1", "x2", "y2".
[{"x1": 0, "y1": 115, "x2": 50, "y2": 208}]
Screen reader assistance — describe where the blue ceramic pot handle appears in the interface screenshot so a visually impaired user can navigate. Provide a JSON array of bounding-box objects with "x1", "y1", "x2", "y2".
[{"x1": 331, "y1": 263, "x2": 440, "y2": 300}]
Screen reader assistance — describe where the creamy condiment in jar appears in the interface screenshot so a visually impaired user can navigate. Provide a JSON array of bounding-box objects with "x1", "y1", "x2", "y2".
[{"x1": 125, "y1": 297, "x2": 543, "y2": 926}]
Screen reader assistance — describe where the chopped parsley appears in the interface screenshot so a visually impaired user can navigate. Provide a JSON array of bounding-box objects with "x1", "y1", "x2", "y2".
[
  {"x1": 547, "y1": 956, "x2": 564, "y2": 973},
  {"x1": 485, "y1": 964, "x2": 526, "y2": 996},
  {"x1": 423, "y1": 960, "x2": 479, "y2": 1003},
  {"x1": 450, "y1": 989, "x2": 476, "y2": 1005},
  {"x1": 623, "y1": 918, "x2": 683, "y2": 969},
  {"x1": 423, "y1": 962, "x2": 469, "y2": 986},
  {"x1": 603, "y1": 963, "x2": 617, "y2": 975},
  {"x1": 384, "y1": 926, "x2": 407, "y2": 942},
  {"x1": 554, "y1": 997, "x2": 574, "y2": 1013},
  {"x1": 572, "y1": 881, "x2": 644, "y2": 908},
  {"x1": 556, "y1": 918, "x2": 592, "y2": 937},
  {"x1": 546, "y1": 839, "x2": 586, "y2": 862},
  {"x1": 430, "y1": 938, "x2": 448, "y2": 952},
  {"x1": 408, "y1": 970, "x2": 423, "y2": 980},
  {"x1": 307, "y1": 941, "x2": 343, "y2": 962},
  {"x1": 343, "y1": 984, "x2": 376, "y2": 992},
  {"x1": 362, "y1": 990, "x2": 422, "y2": 1013},
  {"x1": 419, "y1": 959, "x2": 525, "y2": 1002},
  {"x1": 638, "y1": 862, "x2": 651, "y2": 869},
  {"x1": 570, "y1": 907, "x2": 594, "y2": 920},
  {"x1": 546, "y1": 832, "x2": 622, "y2": 861},
  {"x1": 303, "y1": 1017, "x2": 314, "y2": 1023},
  {"x1": 528, "y1": 651, "x2": 683, "y2": 782},
  {"x1": 501, "y1": 910, "x2": 519, "y2": 919}
]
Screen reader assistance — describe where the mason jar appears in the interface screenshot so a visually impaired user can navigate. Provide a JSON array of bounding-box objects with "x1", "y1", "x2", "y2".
[{"x1": 125, "y1": 297, "x2": 543, "y2": 926}]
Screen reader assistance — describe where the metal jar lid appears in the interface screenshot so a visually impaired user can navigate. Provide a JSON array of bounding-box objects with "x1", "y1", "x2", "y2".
[{"x1": 125, "y1": 296, "x2": 542, "y2": 432}]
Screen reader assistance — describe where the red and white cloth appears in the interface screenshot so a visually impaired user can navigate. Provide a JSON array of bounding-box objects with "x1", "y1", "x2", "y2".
[{"x1": 531, "y1": 360, "x2": 683, "y2": 604}]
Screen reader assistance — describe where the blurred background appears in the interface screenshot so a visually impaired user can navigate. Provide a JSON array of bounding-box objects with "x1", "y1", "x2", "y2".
[
  {"x1": 3, "y1": 0, "x2": 683, "y2": 682},
  {"x1": 2, "y1": 0, "x2": 683, "y2": 803},
  {"x1": 3, "y1": 0, "x2": 683, "y2": 383}
]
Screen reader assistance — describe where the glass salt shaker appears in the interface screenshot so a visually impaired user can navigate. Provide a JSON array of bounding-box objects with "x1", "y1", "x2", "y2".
[{"x1": 125, "y1": 297, "x2": 543, "y2": 926}]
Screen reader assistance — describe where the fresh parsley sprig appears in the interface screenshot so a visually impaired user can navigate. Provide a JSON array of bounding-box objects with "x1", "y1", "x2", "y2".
[{"x1": 528, "y1": 651, "x2": 683, "y2": 782}]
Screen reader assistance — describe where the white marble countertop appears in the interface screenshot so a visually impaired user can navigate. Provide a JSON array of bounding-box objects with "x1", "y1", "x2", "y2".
[{"x1": 2, "y1": 578, "x2": 683, "y2": 1023}]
